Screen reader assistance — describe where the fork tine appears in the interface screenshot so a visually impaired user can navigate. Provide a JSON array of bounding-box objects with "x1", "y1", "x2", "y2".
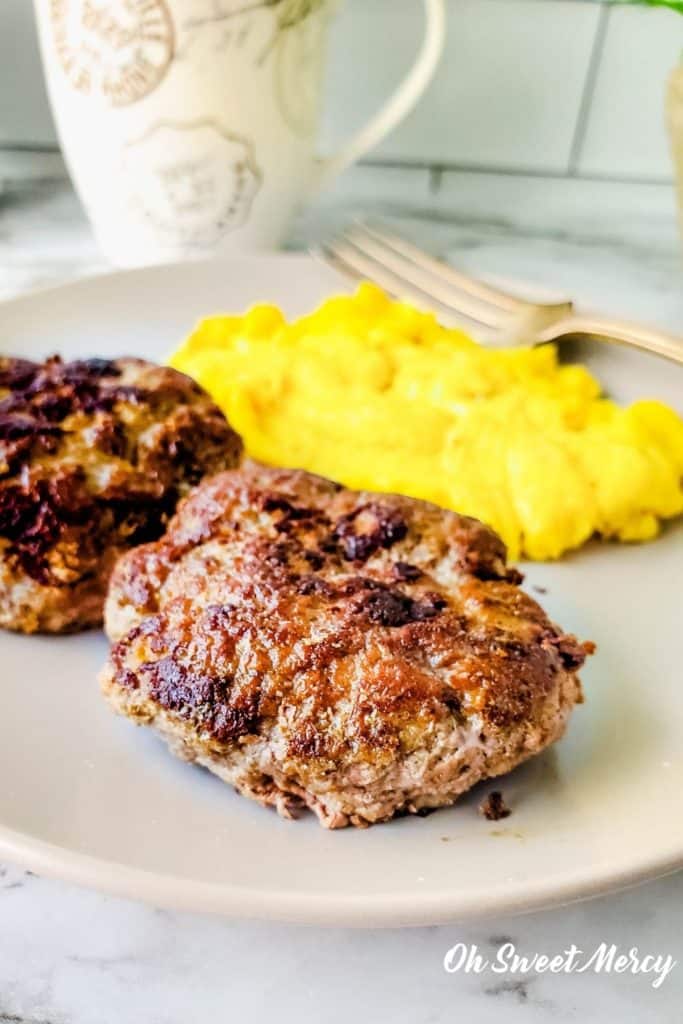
[
  {"x1": 320, "y1": 241, "x2": 489, "y2": 332},
  {"x1": 355, "y1": 221, "x2": 526, "y2": 313},
  {"x1": 340, "y1": 226, "x2": 508, "y2": 330},
  {"x1": 319, "y1": 244, "x2": 400, "y2": 298}
]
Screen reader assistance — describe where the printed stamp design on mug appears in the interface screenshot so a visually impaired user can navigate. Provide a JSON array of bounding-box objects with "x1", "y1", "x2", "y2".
[
  {"x1": 122, "y1": 120, "x2": 262, "y2": 249},
  {"x1": 49, "y1": 0, "x2": 175, "y2": 106},
  {"x1": 176, "y1": 0, "x2": 330, "y2": 137}
]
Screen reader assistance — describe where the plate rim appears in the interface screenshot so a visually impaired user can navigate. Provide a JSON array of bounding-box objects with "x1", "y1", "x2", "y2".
[
  {"x1": 1, "y1": 822, "x2": 681, "y2": 926},
  {"x1": 0, "y1": 255, "x2": 681, "y2": 925},
  {"x1": 0, "y1": 250, "x2": 325, "y2": 306}
]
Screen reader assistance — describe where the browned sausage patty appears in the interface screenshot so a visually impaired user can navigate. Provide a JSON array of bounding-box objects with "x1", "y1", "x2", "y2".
[
  {"x1": 0, "y1": 356, "x2": 242, "y2": 633},
  {"x1": 101, "y1": 464, "x2": 594, "y2": 829}
]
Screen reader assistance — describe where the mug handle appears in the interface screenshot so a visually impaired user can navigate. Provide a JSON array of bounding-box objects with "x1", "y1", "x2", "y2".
[{"x1": 315, "y1": 0, "x2": 446, "y2": 190}]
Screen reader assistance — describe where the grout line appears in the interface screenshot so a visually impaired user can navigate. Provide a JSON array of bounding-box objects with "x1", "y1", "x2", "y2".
[
  {"x1": 0, "y1": 146, "x2": 672, "y2": 189},
  {"x1": 0, "y1": 142, "x2": 61, "y2": 154},
  {"x1": 428, "y1": 166, "x2": 443, "y2": 195},
  {"x1": 567, "y1": 3, "x2": 611, "y2": 176},
  {"x1": 360, "y1": 157, "x2": 672, "y2": 188}
]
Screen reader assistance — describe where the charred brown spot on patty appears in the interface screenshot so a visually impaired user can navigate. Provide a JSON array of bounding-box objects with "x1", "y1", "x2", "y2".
[
  {"x1": 101, "y1": 464, "x2": 593, "y2": 829},
  {"x1": 392, "y1": 561, "x2": 422, "y2": 582},
  {"x1": 141, "y1": 654, "x2": 262, "y2": 744},
  {"x1": 261, "y1": 493, "x2": 316, "y2": 520},
  {"x1": 0, "y1": 356, "x2": 134, "y2": 424},
  {"x1": 333, "y1": 502, "x2": 408, "y2": 562},
  {"x1": 0, "y1": 414, "x2": 64, "y2": 476},
  {"x1": 0, "y1": 355, "x2": 243, "y2": 633},
  {"x1": 0, "y1": 358, "x2": 41, "y2": 391},
  {"x1": 0, "y1": 469, "x2": 92, "y2": 584},
  {"x1": 356, "y1": 585, "x2": 447, "y2": 627}
]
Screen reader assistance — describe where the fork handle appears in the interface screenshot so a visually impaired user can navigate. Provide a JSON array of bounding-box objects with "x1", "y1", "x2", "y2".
[{"x1": 541, "y1": 315, "x2": 683, "y2": 366}]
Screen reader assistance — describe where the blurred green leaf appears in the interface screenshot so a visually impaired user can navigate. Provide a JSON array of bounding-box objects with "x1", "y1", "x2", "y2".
[{"x1": 612, "y1": 0, "x2": 683, "y2": 12}]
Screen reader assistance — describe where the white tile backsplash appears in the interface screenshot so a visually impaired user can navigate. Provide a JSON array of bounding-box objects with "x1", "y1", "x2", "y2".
[
  {"x1": 0, "y1": 0, "x2": 681, "y2": 183},
  {"x1": 295, "y1": 160, "x2": 678, "y2": 253},
  {"x1": 322, "y1": 0, "x2": 600, "y2": 172},
  {"x1": 577, "y1": 5, "x2": 682, "y2": 180},
  {"x1": 0, "y1": 0, "x2": 56, "y2": 146}
]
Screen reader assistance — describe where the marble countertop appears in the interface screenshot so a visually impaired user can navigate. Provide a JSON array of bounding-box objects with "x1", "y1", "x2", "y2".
[{"x1": 0, "y1": 152, "x2": 682, "y2": 1024}]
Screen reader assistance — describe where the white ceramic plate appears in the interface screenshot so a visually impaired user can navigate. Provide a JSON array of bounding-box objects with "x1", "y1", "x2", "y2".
[{"x1": 0, "y1": 255, "x2": 681, "y2": 926}]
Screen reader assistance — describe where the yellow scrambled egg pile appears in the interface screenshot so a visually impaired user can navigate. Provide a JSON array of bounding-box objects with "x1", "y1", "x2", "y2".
[{"x1": 169, "y1": 283, "x2": 683, "y2": 560}]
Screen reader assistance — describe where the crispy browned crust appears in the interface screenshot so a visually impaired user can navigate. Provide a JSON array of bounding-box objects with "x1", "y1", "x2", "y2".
[
  {"x1": 101, "y1": 464, "x2": 593, "y2": 828},
  {"x1": 0, "y1": 356, "x2": 242, "y2": 633}
]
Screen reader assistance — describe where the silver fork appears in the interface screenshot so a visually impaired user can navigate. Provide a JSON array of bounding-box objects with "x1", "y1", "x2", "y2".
[{"x1": 318, "y1": 222, "x2": 683, "y2": 365}]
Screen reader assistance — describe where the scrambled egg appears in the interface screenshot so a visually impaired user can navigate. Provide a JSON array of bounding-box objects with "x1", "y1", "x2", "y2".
[{"x1": 169, "y1": 283, "x2": 683, "y2": 560}]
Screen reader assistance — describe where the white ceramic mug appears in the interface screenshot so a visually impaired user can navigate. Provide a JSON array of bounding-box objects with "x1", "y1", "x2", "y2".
[{"x1": 33, "y1": 0, "x2": 446, "y2": 267}]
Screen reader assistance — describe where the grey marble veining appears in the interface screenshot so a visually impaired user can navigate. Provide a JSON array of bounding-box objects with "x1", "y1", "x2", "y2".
[
  {"x1": 0, "y1": 152, "x2": 681, "y2": 1024},
  {"x1": 0, "y1": 865, "x2": 682, "y2": 1024},
  {"x1": 0, "y1": 176, "x2": 105, "y2": 300}
]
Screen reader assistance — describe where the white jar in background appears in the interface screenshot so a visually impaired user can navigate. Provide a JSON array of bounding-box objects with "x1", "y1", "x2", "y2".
[{"x1": 668, "y1": 61, "x2": 683, "y2": 249}]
